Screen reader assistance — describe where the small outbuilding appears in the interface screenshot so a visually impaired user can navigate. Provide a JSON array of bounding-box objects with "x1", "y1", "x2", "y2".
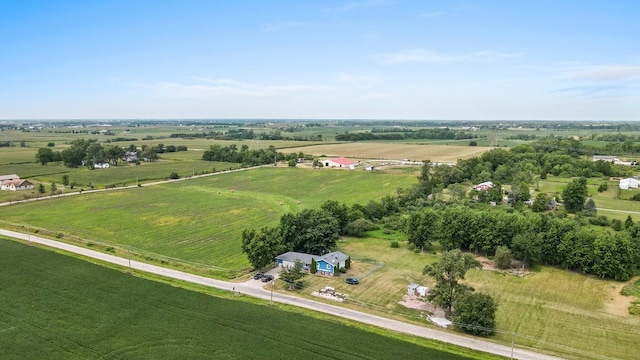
[{"x1": 620, "y1": 178, "x2": 640, "y2": 190}]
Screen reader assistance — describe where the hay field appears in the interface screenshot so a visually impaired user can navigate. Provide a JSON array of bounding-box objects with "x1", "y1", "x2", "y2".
[{"x1": 282, "y1": 143, "x2": 491, "y2": 163}]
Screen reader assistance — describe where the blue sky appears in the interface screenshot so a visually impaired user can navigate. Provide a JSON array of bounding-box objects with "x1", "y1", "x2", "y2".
[{"x1": 1, "y1": 0, "x2": 639, "y2": 120}]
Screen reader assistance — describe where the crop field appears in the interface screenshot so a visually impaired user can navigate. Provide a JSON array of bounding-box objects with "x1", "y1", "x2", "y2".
[
  {"x1": 282, "y1": 143, "x2": 491, "y2": 163},
  {"x1": 290, "y1": 237, "x2": 640, "y2": 360},
  {"x1": 0, "y1": 167, "x2": 418, "y2": 274},
  {"x1": 0, "y1": 238, "x2": 491, "y2": 360}
]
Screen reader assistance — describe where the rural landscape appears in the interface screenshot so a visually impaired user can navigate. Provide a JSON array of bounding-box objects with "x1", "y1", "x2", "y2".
[
  {"x1": 3, "y1": 1, "x2": 639, "y2": 359},
  {"x1": 1, "y1": 119, "x2": 640, "y2": 359}
]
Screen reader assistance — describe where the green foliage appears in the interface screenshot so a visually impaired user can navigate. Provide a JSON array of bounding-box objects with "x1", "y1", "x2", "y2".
[
  {"x1": 453, "y1": 292, "x2": 497, "y2": 336},
  {"x1": 280, "y1": 209, "x2": 340, "y2": 255},
  {"x1": 531, "y1": 192, "x2": 549, "y2": 212},
  {"x1": 562, "y1": 177, "x2": 588, "y2": 213},
  {"x1": 35, "y1": 147, "x2": 55, "y2": 165},
  {"x1": 625, "y1": 216, "x2": 635, "y2": 229},
  {"x1": 511, "y1": 233, "x2": 543, "y2": 267},
  {"x1": 597, "y1": 183, "x2": 608, "y2": 193},
  {"x1": 582, "y1": 198, "x2": 597, "y2": 216},
  {"x1": 279, "y1": 259, "x2": 307, "y2": 289},
  {"x1": 631, "y1": 194, "x2": 640, "y2": 201},
  {"x1": 468, "y1": 141, "x2": 478, "y2": 146},
  {"x1": 390, "y1": 240, "x2": 399, "y2": 248},
  {"x1": 345, "y1": 256, "x2": 351, "y2": 269},
  {"x1": 321, "y1": 200, "x2": 350, "y2": 235},
  {"x1": 288, "y1": 159, "x2": 297, "y2": 167},
  {"x1": 241, "y1": 227, "x2": 283, "y2": 270},
  {"x1": 310, "y1": 258, "x2": 317, "y2": 274},
  {"x1": 62, "y1": 174, "x2": 69, "y2": 186},
  {"x1": 344, "y1": 218, "x2": 378, "y2": 237},
  {"x1": 404, "y1": 208, "x2": 439, "y2": 249},
  {"x1": 169, "y1": 172, "x2": 180, "y2": 179},
  {"x1": 493, "y1": 246, "x2": 512, "y2": 269},
  {"x1": 611, "y1": 219, "x2": 624, "y2": 231},
  {"x1": 37, "y1": 183, "x2": 45, "y2": 194},
  {"x1": 50, "y1": 182, "x2": 57, "y2": 194},
  {"x1": 423, "y1": 250, "x2": 481, "y2": 314}
]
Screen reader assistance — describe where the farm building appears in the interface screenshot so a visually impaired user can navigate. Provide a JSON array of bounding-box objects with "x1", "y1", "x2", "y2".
[
  {"x1": 275, "y1": 251, "x2": 349, "y2": 276},
  {"x1": 93, "y1": 163, "x2": 110, "y2": 169},
  {"x1": 473, "y1": 181, "x2": 494, "y2": 191},
  {"x1": 1, "y1": 179, "x2": 34, "y2": 191},
  {"x1": 620, "y1": 178, "x2": 640, "y2": 190},
  {"x1": 593, "y1": 155, "x2": 620, "y2": 163},
  {"x1": 407, "y1": 283, "x2": 429, "y2": 297},
  {"x1": 0, "y1": 174, "x2": 20, "y2": 182},
  {"x1": 323, "y1": 157, "x2": 359, "y2": 168}
]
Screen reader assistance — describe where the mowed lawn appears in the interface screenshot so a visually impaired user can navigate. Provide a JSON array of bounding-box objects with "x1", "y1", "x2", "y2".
[
  {"x1": 303, "y1": 237, "x2": 640, "y2": 360},
  {"x1": 0, "y1": 238, "x2": 486, "y2": 360},
  {"x1": 0, "y1": 167, "x2": 418, "y2": 273}
]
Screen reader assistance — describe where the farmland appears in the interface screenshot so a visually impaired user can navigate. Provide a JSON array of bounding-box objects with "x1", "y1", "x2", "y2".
[
  {"x1": 0, "y1": 238, "x2": 491, "y2": 360},
  {"x1": 0, "y1": 167, "x2": 419, "y2": 275},
  {"x1": 282, "y1": 142, "x2": 491, "y2": 163},
  {"x1": 291, "y1": 237, "x2": 640, "y2": 360}
]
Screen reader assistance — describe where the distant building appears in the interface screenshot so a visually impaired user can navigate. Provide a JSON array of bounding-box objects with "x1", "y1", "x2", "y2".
[
  {"x1": 323, "y1": 157, "x2": 359, "y2": 168},
  {"x1": 1, "y1": 179, "x2": 34, "y2": 191},
  {"x1": 275, "y1": 251, "x2": 349, "y2": 277},
  {"x1": 473, "y1": 181, "x2": 494, "y2": 191},
  {"x1": 0, "y1": 174, "x2": 20, "y2": 182},
  {"x1": 620, "y1": 178, "x2": 640, "y2": 190},
  {"x1": 593, "y1": 155, "x2": 620, "y2": 164}
]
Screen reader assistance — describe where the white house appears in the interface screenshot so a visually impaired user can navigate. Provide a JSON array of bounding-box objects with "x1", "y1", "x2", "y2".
[
  {"x1": 323, "y1": 157, "x2": 359, "y2": 168},
  {"x1": 620, "y1": 178, "x2": 640, "y2": 190},
  {"x1": 473, "y1": 181, "x2": 494, "y2": 191},
  {"x1": 275, "y1": 251, "x2": 349, "y2": 277},
  {"x1": 1, "y1": 179, "x2": 34, "y2": 191}
]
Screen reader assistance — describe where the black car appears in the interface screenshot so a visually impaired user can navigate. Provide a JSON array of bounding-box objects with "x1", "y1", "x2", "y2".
[
  {"x1": 253, "y1": 272, "x2": 264, "y2": 280},
  {"x1": 261, "y1": 274, "x2": 274, "y2": 282},
  {"x1": 345, "y1": 277, "x2": 359, "y2": 285}
]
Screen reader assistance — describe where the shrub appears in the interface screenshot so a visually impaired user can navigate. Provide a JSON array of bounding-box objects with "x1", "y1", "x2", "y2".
[
  {"x1": 344, "y1": 218, "x2": 378, "y2": 237},
  {"x1": 169, "y1": 172, "x2": 180, "y2": 179},
  {"x1": 468, "y1": 141, "x2": 478, "y2": 146},
  {"x1": 407, "y1": 243, "x2": 416, "y2": 251},
  {"x1": 612, "y1": 219, "x2": 624, "y2": 231},
  {"x1": 597, "y1": 183, "x2": 608, "y2": 193},
  {"x1": 390, "y1": 241, "x2": 399, "y2": 248},
  {"x1": 494, "y1": 246, "x2": 512, "y2": 269},
  {"x1": 632, "y1": 194, "x2": 640, "y2": 201},
  {"x1": 588, "y1": 215, "x2": 610, "y2": 226},
  {"x1": 339, "y1": 267, "x2": 347, "y2": 273}
]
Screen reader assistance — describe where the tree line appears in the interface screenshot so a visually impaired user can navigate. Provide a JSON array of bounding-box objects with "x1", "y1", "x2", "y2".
[{"x1": 335, "y1": 128, "x2": 476, "y2": 142}]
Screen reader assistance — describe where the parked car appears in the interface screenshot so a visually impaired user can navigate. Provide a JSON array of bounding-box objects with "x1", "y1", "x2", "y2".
[
  {"x1": 261, "y1": 274, "x2": 274, "y2": 282},
  {"x1": 345, "y1": 277, "x2": 359, "y2": 285},
  {"x1": 253, "y1": 272, "x2": 264, "y2": 280}
]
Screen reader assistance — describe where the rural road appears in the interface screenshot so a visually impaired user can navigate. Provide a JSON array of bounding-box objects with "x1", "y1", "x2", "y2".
[{"x1": 0, "y1": 229, "x2": 562, "y2": 360}]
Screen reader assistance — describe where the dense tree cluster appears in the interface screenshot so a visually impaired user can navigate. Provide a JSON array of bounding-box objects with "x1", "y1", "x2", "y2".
[
  {"x1": 241, "y1": 201, "x2": 352, "y2": 269},
  {"x1": 35, "y1": 140, "x2": 186, "y2": 167},
  {"x1": 335, "y1": 128, "x2": 475, "y2": 141},
  {"x1": 202, "y1": 144, "x2": 305, "y2": 166},
  {"x1": 171, "y1": 129, "x2": 322, "y2": 141},
  {"x1": 405, "y1": 205, "x2": 640, "y2": 280}
]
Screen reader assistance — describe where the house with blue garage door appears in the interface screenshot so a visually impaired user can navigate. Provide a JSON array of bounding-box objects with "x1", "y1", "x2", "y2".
[{"x1": 275, "y1": 251, "x2": 349, "y2": 276}]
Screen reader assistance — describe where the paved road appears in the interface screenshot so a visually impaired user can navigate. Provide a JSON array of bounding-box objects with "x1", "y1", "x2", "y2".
[{"x1": 0, "y1": 229, "x2": 561, "y2": 360}]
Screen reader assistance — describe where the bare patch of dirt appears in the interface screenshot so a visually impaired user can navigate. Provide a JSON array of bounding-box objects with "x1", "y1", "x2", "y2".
[
  {"x1": 474, "y1": 255, "x2": 530, "y2": 277},
  {"x1": 605, "y1": 277, "x2": 639, "y2": 317},
  {"x1": 398, "y1": 294, "x2": 446, "y2": 317}
]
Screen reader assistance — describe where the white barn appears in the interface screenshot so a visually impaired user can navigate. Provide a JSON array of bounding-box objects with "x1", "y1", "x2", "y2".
[{"x1": 620, "y1": 178, "x2": 640, "y2": 190}]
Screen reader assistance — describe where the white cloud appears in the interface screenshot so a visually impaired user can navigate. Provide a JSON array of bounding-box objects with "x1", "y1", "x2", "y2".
[
  {"x1": 336, "y1": 72, "x2": 382, "y2": 86},
  {"x1": 324, "y1": 0, "x2": 391, "y2": 13},
  {"x1": 260, "y1": 21, "x2": 310, "y2": 32},
  {"x1": 563, "y1": 65, "x2": 640, "y2": 82},
  {"x1": 378, "y1": 49, "x2": 523, "y2": 65},
  {"x1": 135, "y1": 78, "x2": 324, "y2": 98}
]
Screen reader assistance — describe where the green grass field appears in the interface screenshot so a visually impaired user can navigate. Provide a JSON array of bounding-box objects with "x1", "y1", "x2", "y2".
[
  {"x1": 0, "y1": 238, "x2": 495, "y2": 360},
  {"x1": 0, "y1": 167, "x2": 418, "y2": 275},
  {"x1": 308, "y1": 238, "x2": 640, "y2": 360}
]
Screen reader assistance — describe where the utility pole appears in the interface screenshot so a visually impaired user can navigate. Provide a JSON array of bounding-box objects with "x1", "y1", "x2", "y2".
[
  {"x1": 270, "y1": 279, "x2": 275, "y2": 305},
  {"x1": 510, "y1": 332, "x2": 515, "y2": 360}
]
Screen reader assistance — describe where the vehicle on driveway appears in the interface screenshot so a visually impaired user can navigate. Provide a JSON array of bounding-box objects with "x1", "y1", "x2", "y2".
[
  {"x1": 261, "y1": 274, "x2": 274, "y2": 282},
  {"x1": 253, "y1": 272, "x2": 264, "y2": 280},
  {"x1": 345, "y1": 277, "x2": 359, "y2": 285}
]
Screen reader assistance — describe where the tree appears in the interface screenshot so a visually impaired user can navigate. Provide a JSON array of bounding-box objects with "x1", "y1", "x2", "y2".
[
  {"x1": 279, "y1": 209, "x2": 340, "y2": 255},
  {"x1": 512, "y1": 232, "x2": 543, "y2": 267},
  {"x1": 583, "y1": 198, "x2": 597, "y2": 216},
  {"x1": 493, "y1": 245, "x2": 512, "y2": 269},
  {"x1": 423, "y1": 250, "x2": 481, "y2": 315},
  {"x1": 625, "y1": 215, "x2": 635, "y2": 230},
  {"x1": 241, "y1": 227, "x2": 283, "y2": 269},
  {"x1": 105, "y1": 145, "x2": 125, "y2": 165},
  {"x1": 35, "y1": 147, "x2": 54, "y2": 165},
  {"x1": 288, "y1": 159, "x2": 297, "y2": 167},
  {"x1": 310, "y1": 258, "x2": 317, "y2": 274},
  {"x1": 320, "y1": 200, "x2": 349, "y2": 235},
  {"x1": 62, "y1": 174, "x2": 70, "y2": 186},
  {"x1": 345, "y1": 256, "x2": 351, "y2": 269},
  {"x1": 279, "y1": 260, "x2": 307, "y2": 290},
  {"x1": 531, "y1": 192, "x2": 549, "y2": 212},
  {"x1": 50, "y1": 182, "x2": 57, "y2": 194},
  {"x1": 452, "y1": 292, "x2": 497, "y2": 336},
  {"x1": 38, "y1": 183, "x2": 45, "y2": 194},
  {"x1": 404, "y1": 208, "x2": 439, "y2": 250},
  {"x1": 562, "y1": 177, "x2": 588, "y2": 213}
]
